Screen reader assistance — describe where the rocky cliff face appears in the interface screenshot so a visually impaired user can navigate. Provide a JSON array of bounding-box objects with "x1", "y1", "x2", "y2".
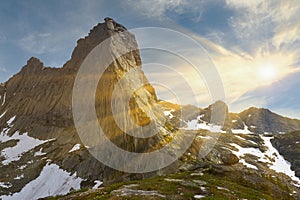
[{"x1": 0, "y1": 18, "x2": 172, "y2": 198}]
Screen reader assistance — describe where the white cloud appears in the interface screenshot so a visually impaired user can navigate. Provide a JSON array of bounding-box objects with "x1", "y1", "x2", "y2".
[
  {"x1": 226, "y1": 0, "x2": 300, "y2": 53},
  {"x1": 19, "y1": 32, "x2": 53, "y2": 54},
  {"x1": 211, "y1": 0, "x2": 300, "y2": 102},
  {"x1": 225, "y1": 0, "x2": 263, "y2": 10},
  {"x1": 126, "y1": 0, "x2": 207, "y2": 21},
  {"x1": 127, "y1": 0, "x2": 186, "y2": 17}
]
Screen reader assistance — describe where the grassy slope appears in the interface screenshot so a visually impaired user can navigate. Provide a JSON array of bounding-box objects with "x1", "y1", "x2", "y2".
[{"x1": 45, "y1": 168, "x2": 295, "y2": 200}]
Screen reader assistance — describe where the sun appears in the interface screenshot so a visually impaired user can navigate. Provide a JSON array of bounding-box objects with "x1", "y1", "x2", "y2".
[{"x1": 258, "y1": 63, "x2": 278, "y2": 81}]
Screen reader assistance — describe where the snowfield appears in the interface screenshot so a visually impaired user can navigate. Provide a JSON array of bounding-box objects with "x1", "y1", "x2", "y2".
[
  {"x1": 0, "y1": 116, "x2": 87, "y2": 200},
  {"x1": 0, "y1": 116, "x2": 54, "y2": 165},
  {"x1": 230, "y1": 136, "x2": 300, "y2": 186},
  {"x1": 0, "y1": 163, "x2": 83, "y2": 200},
  {"x1": 184, "y1": 119, "x2": 223, "y2": 133},
  {"x1": 1, "y1": 132, "x2": 51, "y2": 165},
  {"x1": 260, "y1": 136, "x2": 300, "y2": 185}
]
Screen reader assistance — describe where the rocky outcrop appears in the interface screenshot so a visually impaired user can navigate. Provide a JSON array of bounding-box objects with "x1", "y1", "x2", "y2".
[
  {"x1": 272, "y1": 131, "x2": 300, "y2": 177},
  {"x1": 201, "y1": 100, "x2": 228, "y2": 125}
]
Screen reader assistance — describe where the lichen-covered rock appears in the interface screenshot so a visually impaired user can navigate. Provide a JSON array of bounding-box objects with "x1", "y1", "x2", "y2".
[{"x1": 221, "y1": 153, "x2": 239, "y2": 165}]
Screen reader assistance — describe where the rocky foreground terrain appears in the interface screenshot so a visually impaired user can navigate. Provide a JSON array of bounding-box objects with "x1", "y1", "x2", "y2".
[{"x1": 0, "y1": 18, "x2": 299, "y2": 199}]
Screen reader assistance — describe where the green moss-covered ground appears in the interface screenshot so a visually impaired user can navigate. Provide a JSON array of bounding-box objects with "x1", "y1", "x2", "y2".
[{"x1": 45, "y1": 167, "x2": 296, "y2": 200}]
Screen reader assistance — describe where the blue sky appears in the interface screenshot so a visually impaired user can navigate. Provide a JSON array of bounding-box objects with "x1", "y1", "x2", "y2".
[{"x1": 0, "y1": 0, "x2": 300, "y2": 118}]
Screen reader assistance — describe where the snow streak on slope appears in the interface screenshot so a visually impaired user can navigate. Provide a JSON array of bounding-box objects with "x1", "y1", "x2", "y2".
[
  {"x1": 230, "y1": 136, "x2": 300, "y2": 186},
  {"x1": 231, "y1": 124, "x2": 252, "y2": 134},
  {"x1": 0, "y1": 163, "x2": 83, "y2": 200},
  {"x1": 0, "y1": 110, "x2": 6, "y2": 119},
  {"x1": 69, "y1": 144, "x2": 81, "y2": 153},
  {"x1": 260, "y1": 136, "x2": 300, "y2": 185},
  {"x1": 92, "y1": 180, "x2": 103, "y2": 189},
  {"x1": 1, "y1": 92, "x2": 6, "y2": 106}
]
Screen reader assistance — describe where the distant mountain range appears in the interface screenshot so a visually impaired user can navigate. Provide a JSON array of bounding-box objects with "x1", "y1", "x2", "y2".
[
  {"x1": 0, "y1": 18, "x2": 299, "y2": 199},
  {"x1": 163, "y1": 100, "x2": 300, "y2": 134}
]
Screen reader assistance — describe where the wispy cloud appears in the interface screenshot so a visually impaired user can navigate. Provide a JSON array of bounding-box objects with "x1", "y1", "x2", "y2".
[
  {"x1": 127, "y1": 0, "x2": 188, "y2": 18},
  {"x1": 225, "y1": 0, "x2": 300, "y2": 54},
  {"x1": 203, "y1": 0, "x2": 300, "y2": 115},
  {"x1": 126, "y1": 0, "x2": 208, "y2": 22},
  {"x1": 19, "y1": 32, "x2": 53, "y2": 54},
  {"x1": 0, "y1": 66, "x2": 7, "y2": 72},
  {"x1": 132, "y1": 0, "x2": 300, "y2": 116}
]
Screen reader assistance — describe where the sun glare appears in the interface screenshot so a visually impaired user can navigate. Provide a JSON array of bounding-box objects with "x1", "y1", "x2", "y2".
[{"x1": 258, "y1": 63, "x2": 278, "y2": 81}]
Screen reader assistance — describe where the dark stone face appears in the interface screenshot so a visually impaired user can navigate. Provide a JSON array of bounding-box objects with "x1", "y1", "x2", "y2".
[{"x1": 221, "y1": 153, "x2": 239, "y2": 165}]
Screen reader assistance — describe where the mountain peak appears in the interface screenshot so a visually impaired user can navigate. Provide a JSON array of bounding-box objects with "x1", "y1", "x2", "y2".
[
  {"x1": 238, "y1": 106, "x2": 300, "y2": 133},
  {"x1": 27, "y1": 56, "x2": 42, "y2": 64},
  {"x1": 201, "y1": 100, "x2": 228, "y2": 125},
  {"x1": 65, "y1": 18, "x2": 127, "y2": 71},
  {"x1": 20, "y1": 57, "x2": 44, "y2": 74},
  {"x1": 246, "y1": 106, "x2": 271, "y2": 112}
]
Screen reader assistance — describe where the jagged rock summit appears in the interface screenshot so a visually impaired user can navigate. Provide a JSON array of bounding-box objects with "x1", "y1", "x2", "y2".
[{"x1": 0, "y1": 18, "x2": 173, "y2": 198}]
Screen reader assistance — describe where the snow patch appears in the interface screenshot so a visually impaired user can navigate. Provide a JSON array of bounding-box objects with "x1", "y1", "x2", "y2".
[
  {"x1": 230, "y1": 137, "x2": 300, "y2": 186},
  {"x1": 1, "y1": 132, "x2": 52, "y2": 165},
  {"x1": 7, "y1": 116, "x2": 16, "y2": 126},
  {"x1": 14, "y1": 174, "x2": 24, "y2": 180},
  {"x1": 0, "y1": 182, "x2": 12, "y2": 189},
  {"x1": 194, "y1": 194, "x2": 206, "y2": 199},
  {"x1": 216, "y1": 186, "x2": 230, "y2": 191},
  {"x1": 163, "y1": 110, "x2": 174, "y2": 119},
  {"x1": 92, "y1": 180, "x2": 103, "y2": 189},
  {"x1": 1, "y1": 163, "x2": 83, "y2": 200},
  {"x1": 240, "y1": 159, "x2": 258, "y2": 170},
  {"x1": 229, "y1": 143, "x2": 263, "y2": 158},
  {"x1": 197, "y1": 135, "x2": 213, "y2": 140},
  {"x1": 19, "y1": 164, "x2": 27, "y2": 170},
  {"x1": 260, "y1": 136, "x2": 300, "y2": 185},
  {"x1": 184, "y1": 119, "x2": 223, "y2": 133},
  {"x1": 232, "y1": 123, "x2": 252, "y2": 134},
  {"x1": 0, "y1": 110, "x2": 7, "y2": 119},
  {"x1": 1, "y1": 92, "x2": 6, "y2": 106},
  {"x1": 235, "y1": 135, "x2": 246, "y2": 141},
  {"x1": 34, "y1": 148, "x2": 46, "y2": 157},
  {"x1": 69, "y1": 144, "x2": 81, "y2": 153}
]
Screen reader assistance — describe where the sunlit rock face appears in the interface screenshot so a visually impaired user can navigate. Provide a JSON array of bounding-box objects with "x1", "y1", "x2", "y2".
[
  {"x1": 94, "y1": 23, "x2": 167, "y2": 153},
  {"x1": 0, "y1": 18, "x2": 173, "y2": 197}
]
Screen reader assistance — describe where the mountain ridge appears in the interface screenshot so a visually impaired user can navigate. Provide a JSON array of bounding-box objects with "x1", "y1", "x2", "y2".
[
  {"x1": 162, "y1": 100, "x2": 300, "y2": 134},
  {"x1": 0, "y1": 18, "x2": 299, "y2": 199}
]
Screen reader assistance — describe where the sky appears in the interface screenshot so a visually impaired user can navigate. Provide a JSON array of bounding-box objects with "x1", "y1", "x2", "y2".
[{"x1": 0, "y1": 0, "x2": 300, "y2": 118}]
